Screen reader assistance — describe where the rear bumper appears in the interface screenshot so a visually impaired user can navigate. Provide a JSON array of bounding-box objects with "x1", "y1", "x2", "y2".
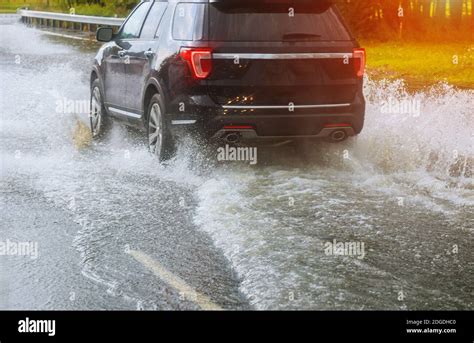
[
  {"x1": 168, "y1": 95, "x2": 365, "y2": 141},
  {"x1": 207, "y1": 111, "x2": 363, "y2": 139},
  {"x1": 170, "y1": 111, "x2": 364, "y2": 144}
]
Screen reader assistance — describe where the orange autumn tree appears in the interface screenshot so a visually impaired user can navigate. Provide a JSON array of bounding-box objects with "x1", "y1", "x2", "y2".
[{"x1": 337, "y1": 0, "x2": 473, "y2": 41}]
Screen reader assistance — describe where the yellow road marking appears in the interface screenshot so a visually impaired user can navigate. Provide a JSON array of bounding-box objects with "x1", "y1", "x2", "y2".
[{"x1": 130, "y1": 250, "x2": 223, "y2": 311}]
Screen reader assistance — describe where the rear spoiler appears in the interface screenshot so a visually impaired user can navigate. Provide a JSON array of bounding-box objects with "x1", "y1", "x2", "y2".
[{"x1": 209, "y1": 0, "x2": 334, "y2": 11}]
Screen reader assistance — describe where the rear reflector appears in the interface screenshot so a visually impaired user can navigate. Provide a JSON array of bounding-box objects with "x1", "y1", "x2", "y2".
[
  {"x1": 223, "y1": 125, "x2": 254, "y2": 130},
  {"x1": 180, "y1": 48, "x2": 213, "y2": 79},
  {"x1": 353, "y1": 48, "x2": 366, "y2": 78}
]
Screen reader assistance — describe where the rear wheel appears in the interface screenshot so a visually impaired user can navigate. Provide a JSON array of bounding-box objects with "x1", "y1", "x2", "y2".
[
  {"x1": 147, "y1": 93, "x2": 174, "y2": 161},
  {"x1": 90, "y1": 79, "x2": 109, "y2": 139}
]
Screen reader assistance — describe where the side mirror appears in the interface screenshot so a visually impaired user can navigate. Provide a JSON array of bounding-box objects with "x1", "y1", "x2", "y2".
[{"x1": 96, "y1": 27, "x2": 114, "y2": 42}]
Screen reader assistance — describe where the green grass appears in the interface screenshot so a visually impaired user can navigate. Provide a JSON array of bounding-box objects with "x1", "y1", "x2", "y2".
[
  {"x1": 364, "y1": 42, "x2": 474, "y2": 89},
  {"x1": 0, "y1": 2, "x2": 57, "y2": 14},
  {"x1": 0, "y1": 1, "x2": 29, "y2": 13},
  {"x1": 0, "y1": 1, "x2": 130, "y2": 16}
]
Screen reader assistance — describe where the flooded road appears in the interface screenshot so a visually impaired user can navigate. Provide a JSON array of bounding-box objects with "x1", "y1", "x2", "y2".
[{"x1": 1, "y1": 17, "x2": 473, "y2": 310}]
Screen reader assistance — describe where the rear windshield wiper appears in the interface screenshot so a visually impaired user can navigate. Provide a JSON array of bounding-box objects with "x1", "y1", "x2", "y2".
[{"x1": 282, "y1": 32, "x2": 321, "y2": 41}]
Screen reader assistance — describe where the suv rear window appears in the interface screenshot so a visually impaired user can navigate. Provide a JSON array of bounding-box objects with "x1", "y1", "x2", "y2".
[{"x1": 209, "y1": 3, "x2": 351, "y2": 42}]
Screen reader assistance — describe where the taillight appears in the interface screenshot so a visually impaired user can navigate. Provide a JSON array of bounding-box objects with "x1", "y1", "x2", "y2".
[
  {"x1": 353, "y1": 48, "x2": 366, "y2": 78},
  {"x1": 180, "y1": 48, "x2": 213, "y2": 79}
]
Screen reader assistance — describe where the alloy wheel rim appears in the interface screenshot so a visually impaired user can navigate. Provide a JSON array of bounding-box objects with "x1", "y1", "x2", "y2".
[
  {"x1": 148, "y1": 103, "x2": 163, "y2": 157},
  {"x1": 91, "y1": 86, "x2": 102, "y2": 136}
]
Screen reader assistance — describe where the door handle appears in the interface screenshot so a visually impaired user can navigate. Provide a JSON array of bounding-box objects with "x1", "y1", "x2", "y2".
[
  {"x1": 118, "y1": 50, "x2": 128, "y2": 58},
  {"x1": 144, "y1": 50, "x2": 154, "y2": 58}
]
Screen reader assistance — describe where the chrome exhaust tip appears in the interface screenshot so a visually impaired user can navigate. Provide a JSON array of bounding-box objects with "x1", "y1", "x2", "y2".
[
  {"x1": 330, "y1": 130, "x2": 347, "y2": 142},
  {"x1": 224, "y1": 132, "x2": 240, "y2": 144}
]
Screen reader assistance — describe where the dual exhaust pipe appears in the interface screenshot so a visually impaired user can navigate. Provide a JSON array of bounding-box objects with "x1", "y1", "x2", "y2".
[{"x1": 219, "y1": 128, "x2": 348, "y2": 143}]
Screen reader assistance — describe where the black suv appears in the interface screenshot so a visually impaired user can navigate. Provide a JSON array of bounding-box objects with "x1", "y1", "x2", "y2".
[{"x1": 91, "y1": 0, "x2": 365, "y2": 160}]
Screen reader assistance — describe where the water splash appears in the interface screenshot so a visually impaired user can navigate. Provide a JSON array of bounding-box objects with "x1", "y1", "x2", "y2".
[{"x1": 193, "y1": 78, "x2": 474, "y2": 309}]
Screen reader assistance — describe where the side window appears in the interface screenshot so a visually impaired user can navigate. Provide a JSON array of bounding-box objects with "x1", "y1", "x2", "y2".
[
  {"x1": 140, "y1": 3, "x2": 168, "y2": 39},
  {"x1": 172, "y1": 3, "x2": 205, "y2": 41},
  {"x1": 118, "y1": 2, "x2": 151, "y2": 40}
]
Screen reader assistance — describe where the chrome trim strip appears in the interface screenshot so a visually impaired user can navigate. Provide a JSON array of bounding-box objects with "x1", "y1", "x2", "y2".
[
  {"x1": 171, "y1": 120, "x2": 197, "y2": 125},
  {"x1": 222, "y1": 104, "x2": 351, "y2": 110},
  {"x1": 213, "y1": 53, "x2": 352, "y2": 60},
  {"x1": 108, "y1": 107, "x2": 142, "y2": 119}
]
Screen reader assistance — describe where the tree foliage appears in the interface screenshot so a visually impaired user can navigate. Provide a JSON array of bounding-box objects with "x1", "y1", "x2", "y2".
[{"x1": 336, "y1": 0, "x2": 473, "y2": 40}]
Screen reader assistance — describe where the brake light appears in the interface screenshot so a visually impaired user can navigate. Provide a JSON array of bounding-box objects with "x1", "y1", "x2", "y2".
[
  {"x1": 353, "y1": 48, "x2": 366, "y2": 78},
  {"x1": 180, "y1": 48, "x2": 213, "y2": 79}
]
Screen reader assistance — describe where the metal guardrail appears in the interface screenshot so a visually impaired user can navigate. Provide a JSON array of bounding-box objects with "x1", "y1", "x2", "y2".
[{"x1": 17, "y1": 9, "x2": 125, "y2": 27}]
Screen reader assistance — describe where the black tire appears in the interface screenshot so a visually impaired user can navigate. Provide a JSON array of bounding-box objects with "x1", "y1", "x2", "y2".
[
  {"x1": 90, "y1": 78, "x2": 110, "y2": 139},
  {"x1": 146, "y1": 93, "x2": 175, "y2": 161}
]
